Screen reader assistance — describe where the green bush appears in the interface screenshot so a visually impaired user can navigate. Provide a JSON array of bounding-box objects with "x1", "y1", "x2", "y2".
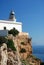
[
  {"x1": 21, "y1": 60, "x2": 32, "y2": 65},
  {"x1": 20, "y1": 48, "x2": 26, "y2": 53},
  {"x1": 0, "y1": 36, "x2": 7, "y2": 46},
  {"x1": 21, "y1": 42, "x2": 25, "y2": 45},
  {"x1": 22, "y1": 60, "x2": 26, "y2": 65},
  {"x1": 6, "y1": 39, "x2": 16, "y2": 51},
  {"x1": 8, "y1": 28, "x2": 19, "y2": 36}
]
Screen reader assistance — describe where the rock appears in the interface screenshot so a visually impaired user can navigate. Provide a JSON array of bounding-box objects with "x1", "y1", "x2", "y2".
[
  {"x1": 0, "y1": 33, "x2": 41, "y2": 65},
  {"x1": 14, "y1": 32, "x2": 32, "y2": 59},
  {"x1": 0, "y1": 43, "x2": 21, "y2": 65},
  {"x1": 0, "y1": 43, "x2": 8, "y2": 65}
]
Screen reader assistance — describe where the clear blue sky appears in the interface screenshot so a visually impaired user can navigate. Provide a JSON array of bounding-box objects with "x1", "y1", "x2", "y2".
[{"x1": 0, "y1": 0, "x2": 44, "y2": 46}]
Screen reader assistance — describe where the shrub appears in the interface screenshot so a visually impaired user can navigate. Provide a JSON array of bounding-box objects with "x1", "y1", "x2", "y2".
[
  {"x1": 40, "y1": 62, "x2": 44, "y2": 65},
  {"x1": 8, "y1": 28, "x2": 19, "y2": 36},
  {"x1": 21, "y1": 42, "x2": 25, "y2": 45},
  {"x1": 6, "y1": 39, "x2": 16, "y2": 51},
  {"x1": 20, "y1": 48, "x2": 26, "y2": 53},
  {"x1": 0, "y1": 36, "x2": 7, "y2": 46},
  {"x1": 21, "y1": 60, "x2": 32, "y2": 65},
  {"x1": 21, "y1": 60, "x2": 26, "y2": 65}
]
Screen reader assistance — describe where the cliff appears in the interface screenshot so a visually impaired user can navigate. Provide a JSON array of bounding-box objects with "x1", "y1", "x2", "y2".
[
  {"x1": 0, "y1": 32, "x2": 41, "y2": 65},
  {"x1": 0, "y1": 43, "x2": 20, "y2": 65}
]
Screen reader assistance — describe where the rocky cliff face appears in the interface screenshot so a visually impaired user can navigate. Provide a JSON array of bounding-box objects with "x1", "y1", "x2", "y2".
[
  {"x1": 0, "y1": 43, "x2": 7, "y2": 65},
  {"x1": 0, "y1": 43, "x2": 21, "y2": 65},
  {"x1": 0, "y1": 33, "x2": 41, "y2": 65},
  {"x1": 14, "y1": 32, "x2": 32, "y2": 59},
  {"x1": 8, "y1": 33, "x2": 32, "y2": 59}
]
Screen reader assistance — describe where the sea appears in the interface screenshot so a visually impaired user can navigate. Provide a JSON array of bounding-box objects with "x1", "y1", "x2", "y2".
[{"x1": 32, "y1": 45, "x2": 44, "y2": 62}]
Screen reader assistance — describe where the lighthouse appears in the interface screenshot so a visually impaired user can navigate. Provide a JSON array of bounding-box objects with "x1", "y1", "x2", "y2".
[{"x1": 0, "y1": 11, "x2": 22, "y2": 32}]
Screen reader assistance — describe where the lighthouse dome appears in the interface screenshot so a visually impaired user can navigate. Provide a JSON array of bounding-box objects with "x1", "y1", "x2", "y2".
[{"x1": 9, "y1": 10, "x2": 16, "y2": 21}]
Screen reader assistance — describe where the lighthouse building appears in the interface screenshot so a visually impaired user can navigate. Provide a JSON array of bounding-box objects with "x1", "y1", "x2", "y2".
[{"x1": 0, "y1": 11, "x2": 22, "y2": 32}]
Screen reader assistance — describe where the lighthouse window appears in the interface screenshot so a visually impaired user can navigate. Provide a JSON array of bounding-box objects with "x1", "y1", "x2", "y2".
[{"x1": 4, "y1": 27, "x2": 6, "y2": 30}]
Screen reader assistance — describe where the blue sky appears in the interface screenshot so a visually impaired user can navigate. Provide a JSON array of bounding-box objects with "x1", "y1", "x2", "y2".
[{"x1": 0, "y1": 0, "x2": 44, "y2": 46}]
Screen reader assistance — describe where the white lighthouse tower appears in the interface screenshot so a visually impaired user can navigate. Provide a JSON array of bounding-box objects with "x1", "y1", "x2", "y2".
[{"x1": 0, "y1": 11, "x2": 22, "y2": 32}]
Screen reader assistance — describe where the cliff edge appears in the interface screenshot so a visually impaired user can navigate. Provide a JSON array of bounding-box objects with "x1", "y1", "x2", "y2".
[{"x1": 0, "y1": 32, "x2": 41, "y2": 65}]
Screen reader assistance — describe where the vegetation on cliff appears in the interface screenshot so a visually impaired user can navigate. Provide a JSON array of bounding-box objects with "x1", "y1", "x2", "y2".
[
  {"x1": 8, "y1": 28, "x2": 19, "y2": 36},
  {"x1": 21, "y1": 42, "x2": 25, "y2": 45},
  {"x1": 40, "y1": 62, "x2": 44, "y2": 65},
  {"x1": 20, "y1": 48, "x2": 26, "y2": 53},
  {"x1": 0, "y1": 36, "x2": 7, "y2": 46},
  {"x1": 6, "y1": 39, "x2": 16, "y2": 51},
  {"x1": 21, "y1": 55, "x2": 41, "y2": 65},
  {"x1": 0, "y1": 37, "x2": 16, "y2": 51}
]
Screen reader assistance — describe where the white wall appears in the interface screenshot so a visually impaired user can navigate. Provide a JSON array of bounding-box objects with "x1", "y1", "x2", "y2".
[{"x1": 0, "y1": 20, "x2": 22, "y2": 32}]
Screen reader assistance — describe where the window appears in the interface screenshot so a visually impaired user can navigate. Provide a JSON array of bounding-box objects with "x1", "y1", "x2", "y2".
[{"x1": 4, "y1": 27, "x2": 6, "y2": 30}]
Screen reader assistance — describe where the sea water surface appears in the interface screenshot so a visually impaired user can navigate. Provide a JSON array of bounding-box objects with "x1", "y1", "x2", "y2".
[{"x1": 32, "y1": 45, "x2": 44, "y2": 62}]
